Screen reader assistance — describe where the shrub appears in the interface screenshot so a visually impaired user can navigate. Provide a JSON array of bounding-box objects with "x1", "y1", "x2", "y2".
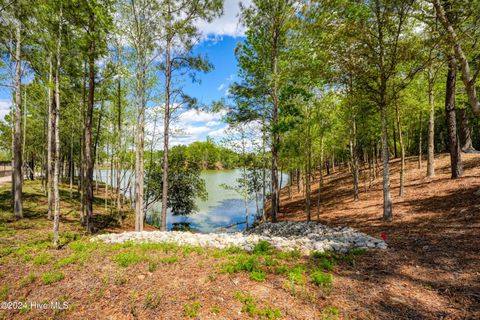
[
  {"x1": 113, "y1": 252, "x2": 143, "y2": 267},
  {"x1": 288, "y1": 266, "x2": 305, "y2": 285},
  {"x1": 222, "y1": 255, "x2": 259, "y2": 273},
  {"x1": 18, "y1": 273, "x2": 36, "y2": 288},
  {"x1": 183, "y1": 301, "x2": 201, "y2": 318},
  {"x1": 33, "y1": 253, "x2": 51, "y2": 266},
  {"x1": 234, "y1": 292, "x2": 281, "y2": 320},
  {"x1": 318, "y1": 258, "x2": 334, "y2": 272},
  {"x1": 321, "y1": 305, "x2": 339, "y2": 320},
  {"x1": 310, "y1": 271, "x2": 332, "y2": 289},
  {"x1": 250, "y1": 270, "x2": 266, "y2": 282},
  {"x1": 41, "y1": 271, "x2": 64, "y2": 285},
  {"x1": 253, "y1": 240, "x2": 271, "y2": 255},
  {"x1": 143, "y1": 289, "x2": 162, "y2": 310}
]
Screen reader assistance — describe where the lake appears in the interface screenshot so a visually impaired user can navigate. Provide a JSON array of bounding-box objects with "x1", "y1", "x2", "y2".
[{"x1": 98, "y1": 169, "x2": 288, "y2": 233}]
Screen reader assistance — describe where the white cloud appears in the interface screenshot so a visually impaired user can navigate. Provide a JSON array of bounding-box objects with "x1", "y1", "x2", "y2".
[
  {"x1": 195, "y1": 0, "x2": 252, "y2": 38},
  {"x1": 0, "y1": 99, "x2": 12, "y2": 122},
  {"x1": 177, "y1": 109, "x2": 225, "y2": 123},
  {"x1": 217, "y1": 83, "x2": 226, "y2": 91},
  {"x1": 206, "y1": 120, "x2": 220, "y2": 127}
]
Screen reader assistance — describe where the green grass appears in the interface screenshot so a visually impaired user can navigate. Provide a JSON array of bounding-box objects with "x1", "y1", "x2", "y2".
[
  {"x1": 249, "y1": 270, "x2": 266, "y2": 282},
  {"x1": 235, "y1": 291, "x2": 282, "y2": 319},
  {"x1": 321, "y1": 305, "x2": 340, "y2": 320},
  {"x1": 158, "y1": 256, "x2": 179, "y2": 264},
  {"x1": 253, "y1": 240, "x2": 271, "y2": 255},
  {"x1": 41, "y1": 271, "x2": 65, "y2": 285},
  {"x1": 32, "y1": 252, "x2": 52, "y2": 266},
  {"x1": 143, "y1": 289, "x2": 162, "y2": 310},
  {"x1": 18, "y1": 272, "x2": 36, "y2": 288},
  {"x1": 310, "y1": 271, "x2": 333, "y2": 289},
  {"x1": 183, "y1": 301, "x2": 201, "y2": 318},
  {"x1": 318, "y1": 257, "x2": 335, "y2": 271},
  {"x1": 55, "y1": 252, "x2": 89, "y2": 268},
  {"x1": 287, "y1": 266, "x2": 305, "y2": 285},
  {"x1": 0, "y1": 284, "x2": 9, "y2": 300},
  {"x1": 113, "y1": 252, "x2": 144, "y2": 267},
  {"x1": 211, "y1": 305, "x2": 221, "y2": 315}
]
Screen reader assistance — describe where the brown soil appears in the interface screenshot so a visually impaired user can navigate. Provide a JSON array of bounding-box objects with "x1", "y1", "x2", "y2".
[{"x1": 276, "y1": 153, "x2": 480, "y2": 319}]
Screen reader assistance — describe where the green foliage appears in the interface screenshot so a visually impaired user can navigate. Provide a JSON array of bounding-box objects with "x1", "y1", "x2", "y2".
[
  {"x1": 158, "y1": 256, "x2": 179, "y2": 264},
  {"x1": 249, "y1": 270, "x2": 266, "y2": 282},
  {"x1": 32, "y1": 252, "x2": 52, "y2": 266},
  {"x1": 41, "y1": 271, "x2": 65, "y2": 285},
  {"x1": 113, "y1": 252, "x2": 143, "y2": 268},
  {"x1": 0, "y1": 285, "x2": 9, "y2": 300},
  {"x1": 321, "y1": 306, "x2": 340, "y2": 320},
  {"x1": 310, "y1": 271, "x2": 333, "y2": 290},
  {"x1": 18, "y1": 273, "x2": 36, "y2": 288},
  {"x1": 145, "y1": 146, "x2": 208, "y2": 219},
  {"x1": 222, "y1": 254, "x2": 259, "y2": 273},
  {"x1": 143, "y1": 289, "x2": 162, "y2": 310},
  {"x1": 55, "y1": 252, "x2": 89, "y2": 268},
  {"x1": 253, "y1": 240, "x2": 271, "y2": 255},
  {"x1": 183, "y1": 301, "x2": 201, "y2": 318},
  {"x1": 287, "y1": 266, "x2": 305, "y2": 285},
  {"x1": 211, "y1": 305, "x2": 221, "y2": 315},
  {"x1": 234, "y1": 291, "x2": 282, "y2": 320}
]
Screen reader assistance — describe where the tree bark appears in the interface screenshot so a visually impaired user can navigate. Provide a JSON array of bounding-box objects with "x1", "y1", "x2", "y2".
[
  {"x1": 53, "y1": 8, "x2": 62, "y2": 248},
  {"x1": 432, "y1": 0, "x2": 480, "y2": 117},
  {"x1": 458, "y1": 108, "x2": 474, "y2": 152},
  {"x1": 427, "y1": 66, "x2": 435, "y2": 177},
  {"x1": 395, "y1": 96, "x2": 405, "y2": 197},
  {"x1": 13, "y1": 17, "x2": 23, "y2": 219},
  {"x1": 381, "y1": 86, "x2": 393, "y2": 220},
  {"x1": 445, "y1": 56, "x2": 463, "y2": 178},
  {"x1": 160, "y1": 31, "x2": 172, "y2": 231},
  {"x1": 84, "y1": 13, "x2": 96, "y2": 233}
]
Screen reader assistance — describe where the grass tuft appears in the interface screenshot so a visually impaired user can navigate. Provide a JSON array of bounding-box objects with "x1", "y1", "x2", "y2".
[
  {"x1": 183, "y1": 301, "x2": 201, "y2": 318},
  {"x1": 41, "y1": 271, "x2": 65, "y2": 285},
  {"x1": 113, "y1": 252, "x2": 143, "y2": 267}
]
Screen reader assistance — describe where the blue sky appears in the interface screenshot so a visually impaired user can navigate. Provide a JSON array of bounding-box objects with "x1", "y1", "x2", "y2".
[{"x1": 0, "y1": 0, "x2": 252, "y2": 147}]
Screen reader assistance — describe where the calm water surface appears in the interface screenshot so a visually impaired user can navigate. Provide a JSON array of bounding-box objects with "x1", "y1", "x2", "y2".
[{"x1": 98, "y1": 169, "x2": 287, "y2": 233}]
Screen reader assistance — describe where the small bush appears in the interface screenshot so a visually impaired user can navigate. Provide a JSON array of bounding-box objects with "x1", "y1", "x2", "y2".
[
  {"x1": 18, "y1": 273, "x2": 36, "y2": 288},
  {"x1": 288, "y1": 266, "x2": 305, "y2": 285},
  {"x1": 41, "y1": 271, "x2": 64, "y2": 285},
  {"x1": 55, "y1": 252, "x2": 89, "y2": 268},
  {"x1": 183, "y1": 301, "x2": 201, "y2": 318},
  {"x1": 253, "y1": 240, "x2": 271, "y2": 255},
  {"x1": 249, "y1": 270, "x2": 266, "y2": 282},
  {"x1": 310, "y1": 271, "x2": 332, "y2": 289},
  {"x1": 321, "y1": 305, "x2": 339, "y2": 320},
  {"x1": 113, "y1": 252, "x2": 143, "y2": 267},
  {"x1": 277, "y1": 248, "x2": 301, "y2": 261},
  {"x1": 143, "y1": 289, "x2": 162, "y2": 310},
  {"x1": 222, "y1": 255, "x2": 259, "y2": 273},
  {"x1": 148, "y1": 261, "x2": 158, "y2": 272},
  {"x1": 159, "y1": 256, "x2": 178, "y2": 264},
  {"x1": 318, "y1": 258, "x2": 334, "y2": 271},
  {"x1": 68, "y1": 241, "x2": 97, "y2": 253},
  {"x1": 234, "y1": 292, "x2": 281, "y2": 320},
  {"x1": 32, "y1": 252, "x2": 51, "y2": 266},
  {"x1": 211, "y1": 305, "x2": 220, "y2": 315},
  {"x1": 0, "y1": 285, "x2": 9, "y2": 300}
]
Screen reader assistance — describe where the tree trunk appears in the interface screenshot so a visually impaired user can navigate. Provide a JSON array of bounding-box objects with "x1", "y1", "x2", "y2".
[
  {"x1": 433, "y1": 0, "x2": 480, "y2": 117},
  {"x1": 418, "y1": 111, "x2": 423, "y2": 169},
  {"x1": 53, "y1": 9, "x2": 62, "y2": 248},
  {"x1": 84, "y1": 14, "x2": 96, "y2": 233},
  {"x1": 160, "y1": 33, "x2": 172, "y2": 231},
  {"x1": 427, "y1": 66, "x2": 435, "y2": 177},
  {"x1": 395, "y1": 96, "x2": 405, "y2": 197},
  {"x1": 458, "y1": 108, "x2": 474, "y2": 152},
  {"x1": 350, "y1": 118, "x2": 359, "y2": 201},
  {"x1": 13, "y1": 18, "x2": 23, "y2": 219},
  {"x1": 381, "y1": 86, "x2": 393, "y2": 220},
  {"x1": 445, "y1": 56, "x2": 463, "y2": 178}
]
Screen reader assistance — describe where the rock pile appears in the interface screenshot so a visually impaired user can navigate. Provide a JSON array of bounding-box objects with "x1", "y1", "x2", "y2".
[{"x1": 93, "y1": 221, "x2": 387, "y2": 253}]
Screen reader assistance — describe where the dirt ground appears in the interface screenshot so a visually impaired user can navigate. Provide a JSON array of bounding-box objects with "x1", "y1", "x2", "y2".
[{"x1": 277, "y1": 153, "x2": 480, "y2": 319}]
